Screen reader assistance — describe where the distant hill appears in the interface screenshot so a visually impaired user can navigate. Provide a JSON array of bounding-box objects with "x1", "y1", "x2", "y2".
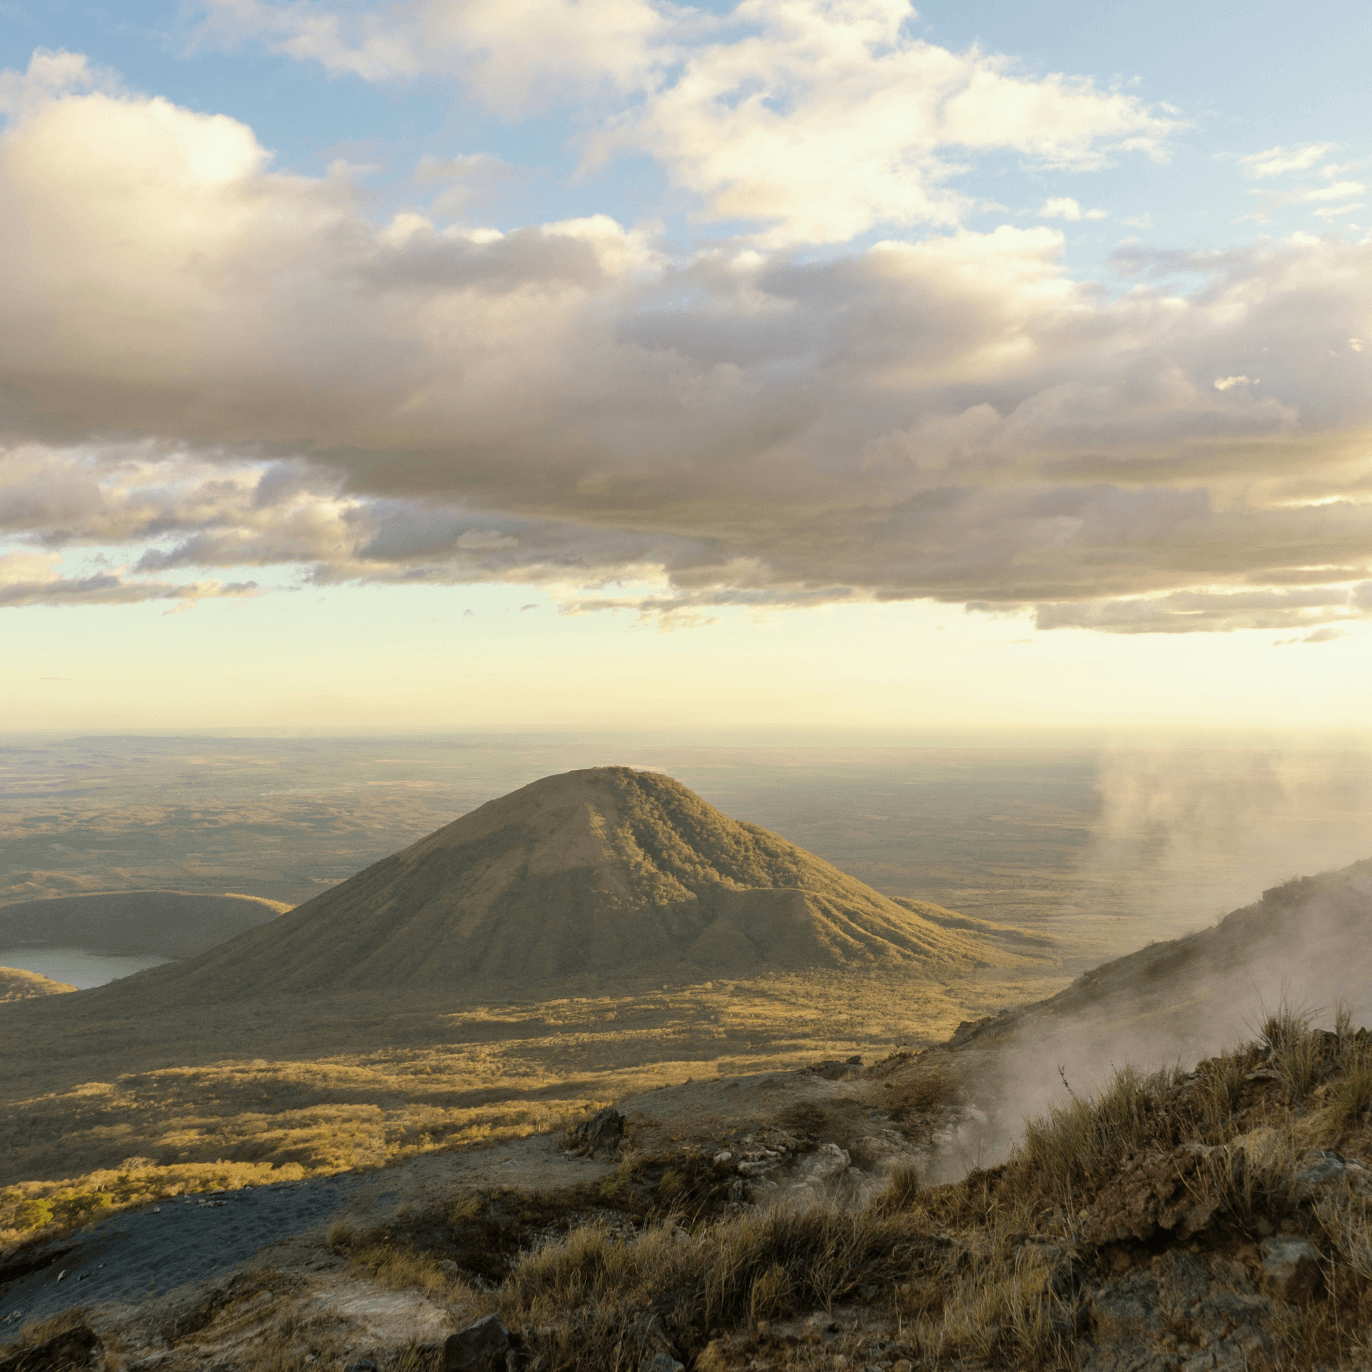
[
  {"x1": 0, "y1": 966, "x2": 75, "y2": 1001},
  {"x1": 0, "y1": 891, "x2": 291, "y2": 959},
  {"x1": 95, "y1": 767, "x2": 1017, "y2": 1002}
]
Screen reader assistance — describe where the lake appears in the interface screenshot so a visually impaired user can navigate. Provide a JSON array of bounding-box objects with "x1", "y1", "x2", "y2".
[{"x1": 0, "y1": 946, "x2": 172, "y2": 989}]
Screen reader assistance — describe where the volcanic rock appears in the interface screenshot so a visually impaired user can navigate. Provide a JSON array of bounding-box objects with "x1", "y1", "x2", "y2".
[
  {"x1": 444, "y1": 1314, "x2": 510, "y2": 1372},
  {"x1": 565, "y1": 1106, "x2": 626, "y2": 1160}
]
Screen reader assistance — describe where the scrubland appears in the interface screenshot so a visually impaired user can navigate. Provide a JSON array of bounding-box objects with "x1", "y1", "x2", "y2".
[
  {"x1": 12, "y1": 1005, "x2": 1368, "y2": 1371},
  {"x1": 123, "y1": 1005, "x2": 1370, "y2": 1372},
  {"x1": 0, "y1": 966, "x2": 1064, "y2": 1245}
]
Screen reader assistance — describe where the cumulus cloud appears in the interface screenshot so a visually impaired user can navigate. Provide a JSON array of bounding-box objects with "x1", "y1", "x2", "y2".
[
  {"x1": 594, "y1": 0, "x2": 1172, "y2": 244},
  {"x1": 0, "y1": 47, "x2": 104, "y2": 115},
  {"x1": 1037, "y1": 196, "x2": 1107, "y2": 221},
  {"x1": 0, "y1": 51, "x2": 1371, "y2": 632},
  {"x1": 1239, "y1": 142, "x2": 1335, "y2": 178},
  {"x1": 202, "y1": 0, "x2": 1175, "y2": 245}
]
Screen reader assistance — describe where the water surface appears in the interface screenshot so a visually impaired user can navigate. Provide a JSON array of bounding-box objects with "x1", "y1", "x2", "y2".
[{"x1": 0, "y1": 945, "x2": 171, "y2": 989}]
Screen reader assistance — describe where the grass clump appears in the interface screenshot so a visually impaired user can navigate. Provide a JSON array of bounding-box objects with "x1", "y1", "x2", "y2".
[
  {"x1": 886, "y1": 1069, "x2": 960, "y2": 1124},
  {"x1": 507, "y1": 1205, "x2": 930, "y2": 1353},
  {"x1": 347, "y1": 1242, "x2": 467, "y2": 1300},
  {"x1": 1260, "y1": 1002, "x2": 1326, "y2": 1096},
  {"x1": 1198, "y1": 1126, "x2": 1302, "y2": 1232},
  {"x1": 1016, "y1": 1063, "x2": 1182, "y2": 1207},
  {"x1": 878, "y1": 1162, "x2": 924, "y2": 1211},
  {"x1": 1328, "y1": 1041, "x2": 1372, "y2": 1128},
  {"x1": 910, "y1": 1241, "x2": 1072, "y2": 1367}
]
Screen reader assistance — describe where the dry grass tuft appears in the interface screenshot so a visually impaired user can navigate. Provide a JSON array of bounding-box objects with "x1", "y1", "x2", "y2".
[
  {"x1": 1199, "y1": 1127, "x2": 1301, "y2": 1231},
  {"x1": 347, "y1": 1243, "x2": 466, "y2": 1300},
  {"x1": 910, "y1": 1241, "x2": 1073, "y2": 1367},
  {"x1": 1329, "y1": 1041, "x2": 1372, "y2": 1128},
  {"x1": 878, "y1": 1162, "x2": 923, "y2": 1211},
  {"x1": 505, "y1": 1203, "x2": 930, "y2": 1365},
  {"x1": 1260, "y1": 1002, "x2": 1326, "y2": 1095},
  {"x1": 1016, "y1": 1063, "x2": 1181, "y2": 1208}
]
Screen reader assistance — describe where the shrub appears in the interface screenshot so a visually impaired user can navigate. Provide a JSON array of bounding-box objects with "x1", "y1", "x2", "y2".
[{"x1": 10, "y1": 1197, "x2": 53, "y2": 1231}]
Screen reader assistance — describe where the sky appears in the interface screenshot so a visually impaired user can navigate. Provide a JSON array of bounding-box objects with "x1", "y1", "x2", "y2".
[{"x1": 1, "y1": 0, "x2": 1371, "y2": 733}]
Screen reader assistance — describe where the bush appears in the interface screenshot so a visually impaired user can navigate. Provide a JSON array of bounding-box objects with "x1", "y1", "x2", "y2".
[{"x1": 11, "y1": 1197, "x2": 53, "y2": 1231}]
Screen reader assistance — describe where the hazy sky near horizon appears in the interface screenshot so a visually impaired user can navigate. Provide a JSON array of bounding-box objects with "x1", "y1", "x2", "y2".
[{"x1": 2, "y1": 0, "x2": 1372, "y2": 731}]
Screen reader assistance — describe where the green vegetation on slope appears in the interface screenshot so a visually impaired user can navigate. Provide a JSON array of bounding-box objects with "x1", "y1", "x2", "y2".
[
  {"x1": 84, "y1": 768, "x2": 1027, "y2": 1003},
  {"x1": 0, "y1": 891, "x2": 288, "y2": 959}
]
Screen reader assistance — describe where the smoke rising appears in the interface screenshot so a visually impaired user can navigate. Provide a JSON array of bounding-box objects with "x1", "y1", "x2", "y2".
[
  {"x1": 1077, "y1": 744, "x2": 1372, "y2": 948},
  {"x1": 903, "y1": 745, "x2": 1372, "y2": 1183}
]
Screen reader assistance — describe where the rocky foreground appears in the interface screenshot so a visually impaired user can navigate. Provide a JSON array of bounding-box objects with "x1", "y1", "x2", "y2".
[{"x1": 3, "y1": 1006, "x2": 1371, "y2": 1372}]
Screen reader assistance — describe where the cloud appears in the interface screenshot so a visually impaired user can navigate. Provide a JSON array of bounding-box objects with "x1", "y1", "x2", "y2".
[
  {"x1": 0, "y1": 48, "x2": 104, "y2": 116},
  {"x1": 1294, "y1": 180, "x2": 1366, "y2": 202},
  {"x1": 202, "y1": 0, "x2": 1176, "y2": 246},
  {"x1": 596, "y1": 0, "x2": 1172, "y2": 246},
  {"x1": 413, "y1": 151, "x2": 535, "y2": 220},
  {"x1": 1312, "y1": 203, "x2": 1363, "y2": 222},
  {"x1": 1212, "y1": 375, "x2": 1256, "y2": 391},
  {"x1": 1035, "y1": 585, "x2": 1367, "y2": 635},
  {"x1": 0, "y1": 552, "x2": 258, "y2": 608},
  {"x1": 1242, "y1": 177, "x2": 1365, "y2": 222},
  {"x1": 1239, "y1": 143, "x2": 1335, "y2": 178},
  {"x1": 0, "y1": 58, "x2": 1371, "y2": 633},
  {"x1": 1037, "y1": 196, "x2": 1108, "y2": 221},
  {"x1": 198, "y1": 0, "x2": 670, "y2": 109}
]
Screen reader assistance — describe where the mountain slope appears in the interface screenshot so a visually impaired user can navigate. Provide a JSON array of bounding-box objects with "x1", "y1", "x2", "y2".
[
  {"x1": 0, "y1": 967, "x2": 75, "y2": 1001},
  {"x1": 98, "y1": 767, "x2": 996, "y2": 1001},
  {"x1": 951, "y1": 856, "x2": 1372, "y2": 1059},
  {"x1": 0, "y1": 891, "x2": 289, "y2": 959}
]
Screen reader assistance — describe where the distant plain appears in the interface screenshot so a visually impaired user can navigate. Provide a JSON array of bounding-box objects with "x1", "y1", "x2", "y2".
[{"x1": 5, "y1": 733, "x2": 1372, "y2": 957}]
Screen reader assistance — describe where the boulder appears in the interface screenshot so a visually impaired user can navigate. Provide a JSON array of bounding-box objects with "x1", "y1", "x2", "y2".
[
  {"x1": 1258, "y1": 1236, "x2": 1322, "y2": 1302},
  {"x1": 565, "y1": 1107, "x2": 626, "y2": 1160},
  {"x1": 799, "y1": 1143, "x2": 850, "y2": 1184},
  {"x1": 1081, "y1": 1251, "x2": 1273, "y2": 1372},
  {"x1": 1084, "y1": 1145, "x2": 1220, "y2": 1244},
  {"x1": 639, "y1": 1356, "x2": 684, "y2": 1372},
  {"x1": 444, "y1": 1314, "x2": 511, "y2": 1372}
]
